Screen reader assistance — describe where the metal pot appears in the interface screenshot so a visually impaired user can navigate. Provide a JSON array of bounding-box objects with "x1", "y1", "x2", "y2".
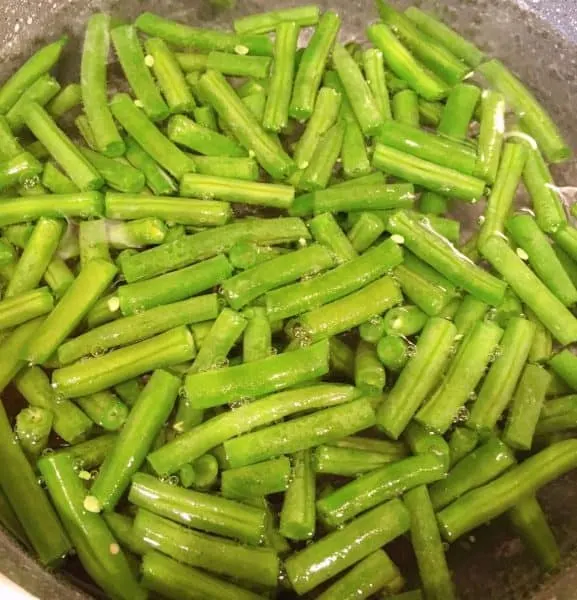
[{"x1": 0, "y1": 1, "x2": 576, "y2": 598}]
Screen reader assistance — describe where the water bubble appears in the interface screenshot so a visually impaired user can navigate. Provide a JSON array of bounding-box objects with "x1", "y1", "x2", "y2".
[
  {"x1": 90, "y1": 346, "x2": 106, "y2": 358},
  {"x1": 168, "y1": 475, "x2": 179, "y2": 486}
]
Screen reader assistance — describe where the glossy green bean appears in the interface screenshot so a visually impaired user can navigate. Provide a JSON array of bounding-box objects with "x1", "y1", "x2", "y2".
[
  {"x1": 224, "y1": 397, "x2": 375, "y2": 468},
  {"x1": 480, "y1": 234, "x2": 577, "y2": 345},
  {"x1": 468, "y1": 317, "x2": 535, "y2": 433},
  {"x1": 52, "y1": 326, "x2": 195, "y2": 398},
  {"x1": 0, "y1": 287, "x2": 53, "y2": 330},
  {"x1": 290, "y1": 11, "x2": 341, "y2": 120},
  {"x1": 234, "y1": 5, "x2": 319, "y2": 34},
  {"x1": 148, "y1": 383, "x2": 358, "y2": 475},
  {"x1": 81, "y1": 14, "x2": 125, "y2": 157},
  {"x1": 285, "y1": 499, "x2": 410, "y2": 595},
  {"x1": 416, "y1": 320, "x2": 504, "y2": 434},
  {"x1": 317, "y1": 453, "x2": 444, "y2": 527},
  {"x1": 5, "y1": 74, "x2": 61, "y2": 133},
  {"x1": 387, "y1": 210, "x2": 506, "y2": 305},
  {"x1": 437, "y1": 439, "x2": 577, "y2": 542},
  {"x1": 47, "y1": 83, "x2": 82, "y2": 120},
  {"x1": 24, "y1": 259, "x2": 117, "y2": 365}
]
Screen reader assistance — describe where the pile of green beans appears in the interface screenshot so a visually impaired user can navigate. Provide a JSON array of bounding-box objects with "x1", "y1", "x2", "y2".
[{"x1": 0, "y1": 1, "x2": 575, "y2": 599}]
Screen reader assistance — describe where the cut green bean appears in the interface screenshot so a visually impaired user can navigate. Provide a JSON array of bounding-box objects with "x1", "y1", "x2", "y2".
[
  {"x1": 76, "y1": 391, "x2": 128, "y2": 432},
  {"x1": 6, "y1": 218, "x2": 63, "y2": 298},
  {"x1": 0, "y1": 116, "x2": 24, "y2": 160},
  {"x1": 291, "y1": 183, "x2": 415, "y2": 217},
  {"x1": 290, "y1": 11, "x2": 341, "y2": 120},
  {"x1": 474, "y1": 90, "x2": 506, "y2": 184},
  {"x1": 0, "y1": 487, "x2": 29, "y2": 547},
  {"x1": 477, "y1": 143, "x2": 528, "y2": 247},
  {"x1": 448, "y1": 427, "x2": 479, "y2": 467},
  {"x1": 377, "y1": 1, "x2": 469, "y2": 87},
  {"x1": 5, "y1": 74, "x2": 61, "y2": 132},
  {"x1": 355, "y1": 340, "x2": 386, "y2": 394},
  {"x1": 377, "y1": 335, "x2": 409, "y2": 371},
  {"x1": 224, "y1": 398, "x2": 375, "y2": 468},
  {"x1": 180, "y1": 173, "x2": 293, "y2": 209},
  {"x1": 295, "y1": 274, "x2": 402, "y2": 342},
  {"x1": 75, "y1": 114, "x2": 97, "y2": 150},
  {"x1": 198, "y1": 70, "x2": 294, "y2": 179},
  {"x1": 106, "y1": 192, "x2": 231, "y2": 227},
  {"x1": 179, "y1": 454, "x2": 219, "y2": 490},
  {"x1": 262, "y1": 22, "x2": 298, "y2": 132},
  {"x1": 453, "y1": 295, "x2": 488, "y2": 336},
  {"x1": 142, "y1": 551, "x2": 264, "y2": 600},
  {"x1": 135, "y1": 12, "x2": 273, "y2": 56},
  {"x1": 405, "y1": 7, "x2": 485, "y2": 68},
  {"x1": 222, "y1": 456, "x2": 291, "y2": 498},
  {"x1": 430, "y1": 437, "x2": 517, "y2": 510},
  {"x1": 394, "y1": 252, "x2": 458, "y2": 316},
  {"x1": 38, "y1": 453, "x2": 145, "y2": 600},
  {"x1": 286, "y1": 499, "x2": 410, "y2": 595},
  {"x1": 148, "y1": 383, "x2": 358, "y2": 475},
  {"x1": 387, "y1": 210, "x2": 506, "y2": 305},
  {"x1": 467, "y1": 316, "x2": 534, "y2": 433},
  {"x1": 52, "y1": 326, "x2": 195, "y2": 398},
  {"x1": 479, "y1": 59, "x2": 571, "y2": 163},
  {"x1": 183, "y1": 338, "x2": 329, "y2": 409},
  {"x1": 79, "y1": 147, "x2": 146, "y2": 193},
  {"x1": 313, "y1": 444, "x2": 403, "y2": 476},
  {"x1": 124, "y1": 137, "x2": 177, "y2": 195},
  {"x1": 379, "y1": 121, "x2": 477, "y2": 176},
  {"x1": 480, "y1": 234, "x2": 577, "y2": 345},
  {"x1": 549, "y1": 350, "x2": 577, "y2": 391},
  {"x1": 347, "y1": 212, "x2": 384, "y2": 252},
  {"x1": 42, "y1": 162, "x2": 79, "y2": 194},
  {"x1": 0, "y1": 36, "x2": 67, "y2": 114},
  {"x1": 418, "y1": 99, "x2": 443, "y2": 127},
  {"x1": 309, "y1": 212, "x2": 357, "y2": 264},
  {"x1": 292, "y1": 86, "x2": 341, "y2": 172},
  {"x1": 0, "y1": 287, "x2": 54, "y2": 330},
  {"x1": 332, "y1": 44, "x2": 383, "y2": 136},
  {"x1": 24, "y1": 102, "x2": 103, "y2": 191},
  {"x1": 59, "y1": 294, "x2": 217, "y2": 365},
  {"x1": 317, "y1": 453, "x2": 444, "y2": 527},
  {"x1": 111, "y1": 25, "x2": 169, "y2": 121},
  {"x1": 24, "y1": 259, "x2": 117, "y2": 365},
  {"x1": 110, "y1": 93, "x2": 193, "y2": 179},
  {"x1": 144, "y1": 37, "x2": 196, "y2": 114},
  {"x1": 78, "y1": 219, "x2": 110, "y2": 267},
  {"x1": 16, "y1": 406, "x2": 53, "y2": 459},
  {"x1": 329, "y1": 337, "x2": 355, "y2": 378},
  {"x1": 266, "y1": 240, "x2": 403, "y2": 320},
  {"x1": 280, "y1": 450, "x2": 315, "y2": 540},
  {"x1": 223, "y1": 244, "x2": 333, "y2": 309},
  {"x1": 383, "y1": 305, "x2": 428, "y2": 337},
  {"x1": 15, "y1": 366, "x2": 93, "y2": 444},
  {"x1": 405, "y1": 485, "x2": 456, "y2": 600},
  {"x1": 81, "y1": 14, "x2": 125, "y2": 157},
  {"x1": 190, "y1": 156, "x2": 257, "y2": 182},
  {"x1": 300, "y1": 120, "x2": 345, "y2": 191},
  {"x1": 508, "y1": 213, "x2": 577, "y2": 305},
  {"x1": 134, "y1": 508, "x2": 278, "y2": 586},
  {"x1": 416, "y1": 320, "x2": 503, "y2": 434},
  {"x1": 404, "y1": 421, "x2": 450, "y2": 469},
  {"x1": 119, "y1": 254, "x2": 231, "y2": 316},
  {"x1": 107, "y1": 218, "x2": 166, "y2": 248},
  {"x1": 522, "y1": 146, "x2": 566, "y2": 234},
  {"x1": 47, "y1": 83, "x2": 82, "y2": 120},
  {"x1": 0, "y1": 402, "x2": 71, "y2": 566},
  {"x1": 367, "y1": 24, "x2": 448, "y2": 101},
  {"x1": 234, "y1": 6, "x2": 319, "y2": 34},
  {"x1": 54, "y1": 433, "x2": 116, "y2": 471},
  {"x1": 363, "y1": 48, "x2": 392, "y2": 120},
  {"x1": 90, "y1": 370, "x2": 180, "y2": 510},
  {"x1": 508, "y1": 495, "x2": 560, "y2": 572},
  {"x1": 168, "y1": 114, "x2": 247, "y2": 157},
  {"x1": 318, "y1": 550, "x2": 402, "y2": 600},
  {"x1": 0, "y1": 152, "x2": 43, "y2": 191},
  {"x1": 174, "y1": 53, "x2": 209, "y2": 72},
  {"x1": 243, "y1": 307, "x2": 271, "y2": 363},
  {"x1": 437, "y1": 439, "x2": 577, "y2": 542},
  {"x1": 392, "y1": 89, "x2": 420, "y2": 125}
]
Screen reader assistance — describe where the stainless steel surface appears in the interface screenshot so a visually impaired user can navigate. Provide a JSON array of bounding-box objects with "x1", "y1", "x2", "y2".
[{"x1": 0, "y1": 1, "x2": 576, "y2": 598}]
